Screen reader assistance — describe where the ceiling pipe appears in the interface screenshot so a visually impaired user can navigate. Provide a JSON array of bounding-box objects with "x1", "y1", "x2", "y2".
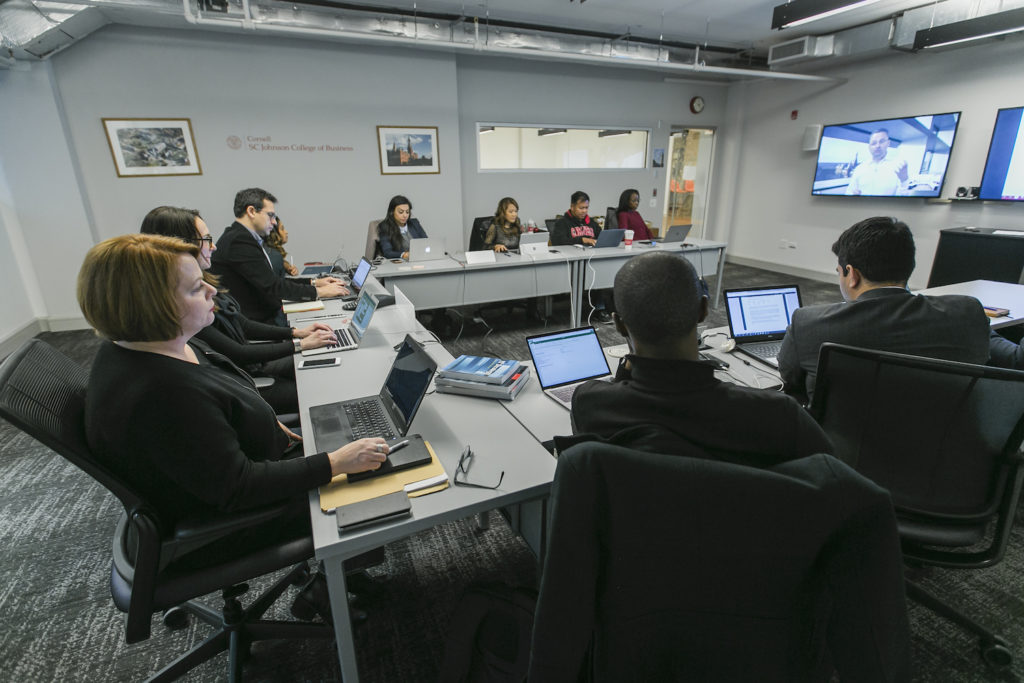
[{"x1": 181, "y1": 0, "x2": 836, "y2": 82}]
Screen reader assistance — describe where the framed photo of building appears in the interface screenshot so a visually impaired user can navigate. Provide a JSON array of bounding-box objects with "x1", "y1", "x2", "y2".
[
  {"x1": 102, "y1": 118, "x2": 202, "y2": 177},
  {"x1": 376, "y1": 126, "x2": 440, "y2": 175}
]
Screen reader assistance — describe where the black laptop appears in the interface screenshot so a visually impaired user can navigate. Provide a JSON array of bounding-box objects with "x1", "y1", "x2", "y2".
[{"x1": 723, "y1": 285, "x2": 802, "y2": 368}]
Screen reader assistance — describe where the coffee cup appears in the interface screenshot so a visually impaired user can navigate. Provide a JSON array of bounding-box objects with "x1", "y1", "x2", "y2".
[{"x1": 624, "y1": 229, "x2": 634, "y2": 249}]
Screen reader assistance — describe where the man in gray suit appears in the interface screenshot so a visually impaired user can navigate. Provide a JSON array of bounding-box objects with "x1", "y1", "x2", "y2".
[{"x1": 778, "y1": 216, "x2": 990, "y2": 403}]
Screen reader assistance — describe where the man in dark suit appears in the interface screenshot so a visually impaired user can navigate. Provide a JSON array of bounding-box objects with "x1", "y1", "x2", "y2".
[
  {"x1": 570, "y1": 251, "x2": 833, "y2": 463},
  {"x1": 210, "y1": 188, "x2": 348, "y2": 326},
  {"x1": 778, "y1": 216, "x2": 990, "y2": 403}
]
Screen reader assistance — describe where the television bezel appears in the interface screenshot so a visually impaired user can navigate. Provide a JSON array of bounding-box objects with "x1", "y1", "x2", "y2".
[
  {"x1": 810, "y1": 110, "x2": 962, "y2": 199},
  {"x1": 977, "y1": 105, "x2": 1024, "y2": 202}
]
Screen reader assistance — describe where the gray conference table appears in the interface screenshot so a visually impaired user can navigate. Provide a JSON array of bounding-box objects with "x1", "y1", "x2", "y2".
[
  {"x1": 291, "y1": 285, "x2": 556, "y2": 682},
  {"x1": 916, "y1": 279, "x2": 1024, "y2": 330},
  {"x1": 371, "y1": 237, "x2": 727, "y2": 327}
]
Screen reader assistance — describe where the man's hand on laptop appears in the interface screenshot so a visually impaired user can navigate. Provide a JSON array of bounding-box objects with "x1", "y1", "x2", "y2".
[
  {"x1": 316, "y1": 281, "x2": 350, "y2": 299},
  {"x1": 329, "y1": 437, "x2": 389, "y2": 476},
  {"x1": 293, "y1": 322, "x2": 334, "y2": 339}
]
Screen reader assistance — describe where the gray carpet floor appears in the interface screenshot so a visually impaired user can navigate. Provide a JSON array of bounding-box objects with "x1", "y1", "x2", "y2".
[{"x1": 1, "y1": 263, "x2": 1021, "y2": 682}]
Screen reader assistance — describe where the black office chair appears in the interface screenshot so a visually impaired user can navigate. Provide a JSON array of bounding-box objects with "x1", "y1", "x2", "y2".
[
  {"x1": 0, "y1": 339, "x2": 332, "y2": 682},
  {"x1": 530, "y1": 440, "x2": 910, "y2": 682},
  {"x1": 543, "y1": 218, "x2": 558, "y2": 232},
  {"x1": 468, "y1": 216, "x2": 491, "y2": 252},
  {"x1": 808, "y1": 342, "x2": 1024, "y2": 670},
  {"x1": 604, "y1": 206, "x2": 618, "y2": 230}
]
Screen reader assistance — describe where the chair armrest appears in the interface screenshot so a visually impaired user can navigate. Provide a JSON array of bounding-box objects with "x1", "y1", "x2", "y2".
[{"x1": 170, "y1": 502, "x2": 295, "y2": 547}]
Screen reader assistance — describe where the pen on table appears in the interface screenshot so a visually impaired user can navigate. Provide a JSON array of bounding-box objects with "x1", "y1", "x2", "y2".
[
  {"x1": 292, "y1": 314, "x2": 344, "y2": 323},
  {"x1": 388, "y1": 439, "x2": 410, "y2": 454}
]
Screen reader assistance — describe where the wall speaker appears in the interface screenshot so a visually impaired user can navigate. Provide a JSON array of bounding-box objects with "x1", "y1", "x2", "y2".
[
  {"x1": 955, "y1": 186, "x2": 968, "y2": 197},
  {"x1": 969, "y1": 186, "x2": 980, "y2": 198},
  {"x1": 801, "y1": 124, "x2": 822, "y2": 152}
]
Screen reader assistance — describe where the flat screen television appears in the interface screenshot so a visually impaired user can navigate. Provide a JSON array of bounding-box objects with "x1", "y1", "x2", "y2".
[
  {"x1": 811, "y1": 112, "x2": 961, "y2": 198},
  {"x1": 979, "y1": 106, "x2": 1024, "y2": 201}
]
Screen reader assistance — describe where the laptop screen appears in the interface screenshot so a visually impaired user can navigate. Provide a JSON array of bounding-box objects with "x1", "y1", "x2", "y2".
[
  {"x1": 380, "y1": 336, "x2": 437, "y2": 432},
  {"x1": 526, "y1": 327, "x2": 611, "y2": 389},
  {"x1": 724, "y1": 286, "x2": 802, "y2": 340},
  {"x1": 351, "y1": 258, "x2": 371, "y2": 290},
  {"x1": 350, "y1": 290, "x2": 379, "y2": 341}
]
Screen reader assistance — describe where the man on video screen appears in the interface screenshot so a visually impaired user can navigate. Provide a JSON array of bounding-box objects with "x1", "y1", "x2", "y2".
[{"x1": 845, "y1": 129, "x2": 909, "y2": 196}]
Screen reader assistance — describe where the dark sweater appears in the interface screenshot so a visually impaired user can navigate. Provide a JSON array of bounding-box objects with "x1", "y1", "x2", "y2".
[
  {"x1": 551, "y1": 211, "x2": 601, "y2": 246},
  {"x1": 193, "y1": 292, "x2": 294, "y2": 369},
  {"x1": 571, "y1": 355, "x2": 833, "y2": 466},
  {"x1": 616, "y1": 210, "x2": 652, "y2": 241},
  {"x1": 85, "y1": 341, "x2": 332, "y2": 526}
]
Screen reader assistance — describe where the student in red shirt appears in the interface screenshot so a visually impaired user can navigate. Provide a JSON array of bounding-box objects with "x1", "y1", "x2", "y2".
[{"x1": 616, "y1": 188, "x2": 653, "y2": 241}]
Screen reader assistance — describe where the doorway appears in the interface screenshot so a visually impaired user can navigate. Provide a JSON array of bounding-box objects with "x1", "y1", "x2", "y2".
[{"x1": 662, "y1": 127, "x2": 715, "y2": 240}]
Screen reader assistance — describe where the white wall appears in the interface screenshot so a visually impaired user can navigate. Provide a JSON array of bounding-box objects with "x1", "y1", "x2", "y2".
[
  {"x1": 456, "y1": 55, "x2": 727, "y2": 240},
  {"x1": 0, "y1": 60, "x2": 91, "y2": 337},
  {"x1": 722, "y1": 37, "x2": 1024, "y2": 289},
  {"x1": 47, "y1": 24, "x2": 463, "y2": 273}
]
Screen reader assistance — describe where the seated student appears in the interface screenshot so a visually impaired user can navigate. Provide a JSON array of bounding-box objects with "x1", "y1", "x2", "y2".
[
  {"x1": 265, "y1": 217, "x2": 299, "y2": 277},
  {"x1": 141, "y1": 206, "x2": 338, "y2": 414},
  {"x1": 210, "y1": 188, "x2": 348, "y2": 326},
  {"x1": 79, "y1": 234, "x2": 388, "y2": 582},
  {"x1": 378, "y1": 195, "x2": 427, "y2": 259},
  {"x1": 483, "y1": 197, "x2": 524, "y2": 252},
  {"x1": 570, "y1": 251, "x2": 833, "y2": 462},
  {"x1": 777, "y1": 216, "x2": 990, "y2": 404},
  {"x1": 551, "y1": 190, "x2": 611, "y2": 322},
  {"x1": 989, "y1": 330, "x2": 1024, "y2": 370},
  {"x1": 615, "y1": 188, "x2": 653, "y2": 241},
  {"x1": 551, "y1": 190, "x2": 600, "y2": 247}
]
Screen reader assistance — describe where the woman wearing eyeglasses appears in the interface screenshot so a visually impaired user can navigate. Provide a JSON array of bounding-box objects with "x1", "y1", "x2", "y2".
[
  {"x1": 141, "y1": 206, "x2": 337, "y2": 413},
  {"x1": 79, "y1": 233, "x2": 388, "y2": 576}
]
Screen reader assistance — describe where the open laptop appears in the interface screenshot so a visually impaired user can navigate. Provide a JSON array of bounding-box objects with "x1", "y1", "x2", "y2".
[
  {"x1": 309, "y1": 335, "x2": 437, "y2": 445},
  {"x1": 301, "y1": 289, "x2": 379, "y2": 356},
  {"x1": 594, "y1": 228, "x2": 625, "y2": 248},
  {"x1": 662, "y1": 224, "x2": 693, "y2": 243},
  {"x1": 340, "y1": 257, "x2": 372, "y2": 301},
  {"x1": 723, "y1": 285, "x2": 802, "y2": 368},
  {"x1": 526, "y1": 327, "x2": 612, "y2": 409},
  {"x1": 408, "y1": 238, "x2": 447, "y2": 262},
  {"x1": 519, "y1": 231, "x2": 549, "y2": 255}
]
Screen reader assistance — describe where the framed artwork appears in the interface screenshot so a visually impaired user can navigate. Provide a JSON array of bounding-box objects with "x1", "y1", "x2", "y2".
[
  {"x1": 102, "y1": 118, "x2": 202, "y2": 177},
  {"x1": 376, "y1": 125, "x2": 440, "y2": 175}
]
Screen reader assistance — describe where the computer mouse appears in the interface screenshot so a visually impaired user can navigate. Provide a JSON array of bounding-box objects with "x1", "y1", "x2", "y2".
[{"x1": 720, "y1": 339, "x2": 736, "y2": 353}]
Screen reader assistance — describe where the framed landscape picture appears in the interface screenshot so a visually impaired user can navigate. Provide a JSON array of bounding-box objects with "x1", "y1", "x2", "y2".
[
  {"x1": 377, "y1": 125, "x2": 440, "y2": 175},
  {"x1": 102, "y1": 118, "x2": 202, "y2": 177}
]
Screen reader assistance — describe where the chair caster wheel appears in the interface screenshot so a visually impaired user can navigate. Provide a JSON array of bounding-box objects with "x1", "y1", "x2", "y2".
[
  {"x1": 162, "y1": 606, "x2": 190, "y2": 630},
  {"x1": 980, "y1": 637, "x2": 1012, "y2": 670}
]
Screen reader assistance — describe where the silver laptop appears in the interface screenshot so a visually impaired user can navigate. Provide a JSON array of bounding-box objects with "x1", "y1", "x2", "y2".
[
  {"x1": 526, "y1": 327, "x2": 612, "y2": 409},
  {"x1": 309, "y1": 335, "x2": 437, "y2": 446},
  {"x1": 341, "y1": 257, "x2": 372, "y2": 301},
  {"x1": 723, "y1": 285, "x2": 802, "y2": 368},
  {"x1": 594, "y1": 228, "x2": 625, "y2": 248},
  {"x1": 519, "y1": 231, "x2": 549, "y2": 255},
  {"x1": 663, "y1": 224, "x2": 693, "y2": 243},
  {"x1": 408, "y1": 237, "x2": 447, "y2": 262},
  {"x1": 301, "y1": 290, "x2": 379, "y2": 356}
]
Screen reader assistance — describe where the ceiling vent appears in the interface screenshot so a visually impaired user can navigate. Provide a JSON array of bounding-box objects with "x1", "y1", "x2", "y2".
[{"x1": 768, "y1": 34, "x2": 835, "y2": 64}]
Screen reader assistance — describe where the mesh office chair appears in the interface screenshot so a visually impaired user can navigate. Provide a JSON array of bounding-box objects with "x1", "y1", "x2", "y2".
[
  {"x1": 808, "y1": 343, "x2": 1024, "y2": 670},
  {"x1": 0, "y1": 340, "x2": 331, "y2": 682},
  {"x1": 468, "y1": 216, "x2": 491, "y2": 252},
  {"x1": 604, "y1": 207, "x2": 618, "y2": 230},
  {"x1": 530, "y1": 441, "x2": 910, "y2": 682}
]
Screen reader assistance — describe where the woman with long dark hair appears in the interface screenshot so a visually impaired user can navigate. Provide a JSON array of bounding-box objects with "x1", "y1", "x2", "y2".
[
  {"x1": 483, "y1": 197, "x2": 524, "y2": 253},
  {"x1": 377, "y1": 195, "x2": 427, "y2": 259},
  {"x1": 616, "y1": 188, "x2": 653, "y2": 241}
]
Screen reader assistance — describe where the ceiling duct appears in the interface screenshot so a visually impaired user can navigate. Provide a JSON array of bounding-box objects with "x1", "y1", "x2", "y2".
[
  {"x1": 0, "y1": 1, "x2": 109, "y2": 60},
  {"x1": 767, "y1": 35, "x2": 835, "y2": 64}
]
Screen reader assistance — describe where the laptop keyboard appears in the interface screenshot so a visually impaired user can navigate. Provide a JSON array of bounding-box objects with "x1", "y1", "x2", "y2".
[
  {"x1": 746, "y1": 341, "x2": 782, "y2": 360},
  {"x1": 344, "y1": 400, "x2": 395, "y2": 440},
  {"x1": 333, "y1": 327, "x2": 355, "y2": 348},
  {"x1": 549, "y1": 384, "x2": 578, "y2": 402}
]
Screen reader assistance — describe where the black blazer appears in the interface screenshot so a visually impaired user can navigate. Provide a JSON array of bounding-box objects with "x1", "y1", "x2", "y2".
[{"x1": 209, "y1": 222, "x2": 317, "y2": 325}]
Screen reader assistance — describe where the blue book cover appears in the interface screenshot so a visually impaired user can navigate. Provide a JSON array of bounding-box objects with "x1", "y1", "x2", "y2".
[{"x1": 439, "y1": 355, "x2": 519, "y2": 384}]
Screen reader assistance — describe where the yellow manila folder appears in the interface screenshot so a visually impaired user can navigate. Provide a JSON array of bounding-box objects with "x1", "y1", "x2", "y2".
[{"x1": 319, "y1": 441, "x2": 448, "y2": 512}]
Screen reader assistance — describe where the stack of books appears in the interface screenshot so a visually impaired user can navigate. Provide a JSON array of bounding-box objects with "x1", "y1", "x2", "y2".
[{"x1": 435, "y1": 355, "x2": 531, "y2": 400}]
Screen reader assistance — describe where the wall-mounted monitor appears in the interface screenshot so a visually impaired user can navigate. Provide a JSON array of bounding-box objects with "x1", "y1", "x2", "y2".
[
  {"x1": 979, "y1": 106, "x2": 1024, "y2": 202},
  {"x1": 811, "y1": 112, "x2": 961, "y2": 198}
]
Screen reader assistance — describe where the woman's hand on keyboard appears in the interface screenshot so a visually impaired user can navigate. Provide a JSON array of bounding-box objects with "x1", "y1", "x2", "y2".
[
  {"x1": 300, "y1": 327, "x2": 341, "y2": 350},
  {"x1": 328, "y1": 438, "x2": 389, "y2": 477}
]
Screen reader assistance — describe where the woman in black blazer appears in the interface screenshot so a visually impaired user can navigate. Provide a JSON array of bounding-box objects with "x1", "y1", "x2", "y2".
[{"x1": 377, "y1": 194, "x2": 427, "y2": 259}]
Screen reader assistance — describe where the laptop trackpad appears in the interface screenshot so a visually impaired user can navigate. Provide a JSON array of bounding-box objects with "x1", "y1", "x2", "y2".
[{"x1": 309, "y1": 402, "x2": 355, "y2": 452}]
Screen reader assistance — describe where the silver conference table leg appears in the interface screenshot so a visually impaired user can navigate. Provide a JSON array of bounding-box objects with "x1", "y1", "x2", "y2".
[
  {"x1": 324, "y1": 558, "x2": 359, "y2": 682},
  {"x1": 712, "y1": 245, "x2": 726, "y2": 308}
]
